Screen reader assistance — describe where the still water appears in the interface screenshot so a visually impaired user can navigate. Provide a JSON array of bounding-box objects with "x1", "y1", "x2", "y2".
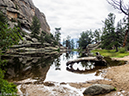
[
  {"x1": 3, "y1": 51, "x2": 125, "y2": 82},
  {"x1": 45, "y1": 52, "x2": 103, "y2": 82}
]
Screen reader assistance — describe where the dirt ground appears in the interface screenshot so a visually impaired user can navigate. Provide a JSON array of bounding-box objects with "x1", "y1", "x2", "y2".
[
  {"x1": 17, "y1": 56, "x2": 129, "y2": 96},
  {"x1": 69, "y1": 56, "x2": 129, "y2": 96}
]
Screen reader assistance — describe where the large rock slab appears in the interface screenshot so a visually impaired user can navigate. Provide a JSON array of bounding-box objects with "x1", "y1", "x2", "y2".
[
  {"x1": 0, "y1": 0, "x2": 15, "y2": 8},
  {"x1": 83, "y1": 84, "x2": 115, "y2": 96},
  {"x1": 0, "y1": 0, "x2": 50, "y2": 33}
]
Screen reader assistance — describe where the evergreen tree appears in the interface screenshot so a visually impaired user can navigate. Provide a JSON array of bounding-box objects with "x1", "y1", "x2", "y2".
[
  {"x1": 115, "y1": 20, "x2": 125, "y2": 51},
  {"x1": 101, "y1": 13, "x2": 116, "y2": 50},
  {"x1": 107, "y1": 0, "x2": 129, "y2": 47},
  {"x1": 94, "y1": 29, "x2": 101, "y2": 43},
  {"x1": 66, "y1": 35, "x2": 71, "y2": 49},
  {"x1": 71, "y1": 39, "x2": 75, "y2": 49},
  {"x1": 62, "y1": 36, "x2": 75, "y2": 50},
  {"x1": 40, "y1": 31, "x2": 45, "y2": 45},
  {"x1": 30, "y1": 16, "x2": 41, "y2": 40},
  {"x1": 78, "y1": 30, "x2": 93, "y2": 49},
  {"x1": 101, "y1": 13, "x2": 125, "y2": 52},
  {"x1": 55, "y1": 28, "x2": 61, "y2": 43}
]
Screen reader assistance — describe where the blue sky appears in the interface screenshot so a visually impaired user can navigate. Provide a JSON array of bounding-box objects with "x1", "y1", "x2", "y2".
[{"x1": 32, "y1": 0, "x2": 127, "y2": 42}]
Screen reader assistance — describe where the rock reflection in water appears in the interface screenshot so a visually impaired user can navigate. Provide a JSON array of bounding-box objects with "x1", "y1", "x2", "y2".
[
  {"x1": 66, "y1": 61, "x2": 107, "y2": 74},
  {"x1": 2, "y1": 51, "x2": 127, "y2": 83},
  {"x1": 66, "y1": 56, "x2": 127, "y2": 74},
  {"x1": 3, "y1": 53, "x2": 61, "y2": 82}
]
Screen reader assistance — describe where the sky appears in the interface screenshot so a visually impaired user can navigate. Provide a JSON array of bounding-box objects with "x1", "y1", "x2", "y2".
[{"x1": 32, "y1": 0, "x2": 127, "y2": 42}]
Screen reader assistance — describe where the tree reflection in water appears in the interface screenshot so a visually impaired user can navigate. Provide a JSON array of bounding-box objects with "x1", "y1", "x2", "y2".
[{"x1": 53, "y1": 57, "x2": 61, "y2": 70}]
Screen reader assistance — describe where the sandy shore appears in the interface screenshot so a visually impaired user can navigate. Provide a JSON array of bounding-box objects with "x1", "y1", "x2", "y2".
[
  {"x1": 69, "y1": 56, "x2": 129, "y2": 96},
  {"x1": 16, "y1": 56, "x2": 129, "y2": 96}
]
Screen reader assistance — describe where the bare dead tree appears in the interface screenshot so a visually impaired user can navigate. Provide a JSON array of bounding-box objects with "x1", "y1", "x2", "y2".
[{"x1": 107, "y1": 0, "x2": 129, "y2": 47}]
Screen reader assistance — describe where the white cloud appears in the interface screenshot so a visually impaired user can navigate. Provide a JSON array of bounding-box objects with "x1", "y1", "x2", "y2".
[{"x1": 32, "y1": 0, "x2": 126, "y2": 42}]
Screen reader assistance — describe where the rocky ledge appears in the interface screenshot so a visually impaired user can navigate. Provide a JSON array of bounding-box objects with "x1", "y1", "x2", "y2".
[{"x1": 6, "y1": 33, "x2": 66, "y2": 55}]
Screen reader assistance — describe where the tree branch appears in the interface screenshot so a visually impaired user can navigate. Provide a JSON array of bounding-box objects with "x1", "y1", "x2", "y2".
[
  {"x1": 120, "y1": 0, "x2": 128, "y2": 15},
  {"x1": 107, "y1": 0, "x2": 128, "y2": 15}
]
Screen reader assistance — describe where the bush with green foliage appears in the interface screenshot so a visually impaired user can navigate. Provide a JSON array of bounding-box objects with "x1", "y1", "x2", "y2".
[
  {"x1": 0, "y1": 12, "x2": 20, "y2": 51},
  {"x1": 0, "y1": 76, "x2": 17, "y2": 96},
  {"x1": 44, "y1": 34, "x2": 52, "y2": 43},
  {"x1": 119, "y1": 47, "x2": 126, "y2": 53},
  {"x1": 0, "y1": 11, "x2": 20, "y2": 95}
]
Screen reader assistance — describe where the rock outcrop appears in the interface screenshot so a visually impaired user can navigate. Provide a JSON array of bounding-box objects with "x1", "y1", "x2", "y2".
[
  {"x1": 0, "y1": 0, "x2": 50, "y2": 33},
  {"x1": 83, "y1": 84, "x2": 115, "y2": 95},
  {"x1": 0, "y1": 0, "x2": 67, "y2": 53}
]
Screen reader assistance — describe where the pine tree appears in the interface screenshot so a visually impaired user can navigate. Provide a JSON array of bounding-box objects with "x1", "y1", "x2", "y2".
[
  {"x1": 101, "y1": 13, "x2": 116, "y2": 50},
  {"x1": 78, "y1": 30, "x2": 93, "y2": 49},
  {"x1": 55, "y1": 28, "x2": 61, "y2": 43},
  {"x1": 94, "y1": 29, "x2": 101, "y2": 43},
  {"x1": 71, "y1": 39, "x2": 75, "y2": 49},
  {"x1": 30, "y1": 16, "x2": 41, "y2": 40},
  {"x1": 115, "y1": 20, "x2": 125, "y2": 51},
  {"x1": 101, "y1": 13, "x2": 125, "y2": 52}
]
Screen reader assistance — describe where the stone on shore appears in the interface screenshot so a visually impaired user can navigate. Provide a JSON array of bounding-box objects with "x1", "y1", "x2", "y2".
[{"x1": 83, "y1": 84, "x2": 115, "y2": 95}]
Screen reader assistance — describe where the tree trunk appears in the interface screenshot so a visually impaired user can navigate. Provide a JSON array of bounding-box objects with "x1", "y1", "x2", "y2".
[
  {"x1": 115, "y1": 46, "x2": 118, "y2": 52},
  {"x1": 123, "y1": 30, "x2": 128, "y2": 47},
  {"x1": 123, "y1": 14, "x2": 129, "y2": 47}
]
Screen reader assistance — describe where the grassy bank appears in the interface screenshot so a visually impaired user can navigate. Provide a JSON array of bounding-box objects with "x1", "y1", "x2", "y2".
[{"x1": 91, "y1": 48, "x2": 129, "y2": 58}]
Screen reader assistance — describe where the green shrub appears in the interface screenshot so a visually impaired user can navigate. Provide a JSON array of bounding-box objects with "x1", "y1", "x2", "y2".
[
  {"x1": 0, "y1": 69, "x2": 4, "y2": 79},
  {"x1": 44, "y1": 34, "x2": 51, "y2": 43},
  {"x1": 0, "y1": 79, "x2": 17, "y2": 96},
  {"x1": 114, "y1": 87, "x2": 117, "y2": 91},
  {"x1": 126, "y1": 43, "x2": 129, "y2": 51},
  {"x1": 119, "y1": 48, "x2": 126, "y2": 53},
  {"x1": 0, "y1": 11, "x2": 18, "y2": 96},
  {"x1": 0, "y1": 68, "x2": 17, "y2": 96}
]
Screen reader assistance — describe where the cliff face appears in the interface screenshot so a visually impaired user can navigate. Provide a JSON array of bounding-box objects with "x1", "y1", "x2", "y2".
[{"x1": 0, "y1": 0, "x2": 50, "y2": 33}]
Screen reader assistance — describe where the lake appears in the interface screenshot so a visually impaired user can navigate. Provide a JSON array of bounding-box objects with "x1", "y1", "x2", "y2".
[{"x1": 3, "y1": 51, "x2": 125, "y2": 83}]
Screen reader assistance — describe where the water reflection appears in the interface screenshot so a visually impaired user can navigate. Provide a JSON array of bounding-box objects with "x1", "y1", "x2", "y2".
[
  {"x1": 65, "y1": 51, "x2": 76, "y2": 60},
  {"x1": 3, "y1": 53, "x2": 60, "y2": 82},
  {"x1": 53, "y1": 57, "x2": 61, "y2": 70},
  {"x1": 44, "y1": 52, "x2": 103, "y2": 82},
  {"x1": 66, "y1": 61, "x2": 107, "y2": 74},
  {"x1": 2, "y1": 51, "x2": 126, "y2": 83}
]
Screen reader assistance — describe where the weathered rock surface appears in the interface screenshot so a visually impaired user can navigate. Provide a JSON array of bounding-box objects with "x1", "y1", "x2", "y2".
[
  {"x1": 0, "y1": 0, "x2": 50, "y2": 33},
  {"x1": 83, "y1": 84, "x2": 115, "y2": 95}
]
